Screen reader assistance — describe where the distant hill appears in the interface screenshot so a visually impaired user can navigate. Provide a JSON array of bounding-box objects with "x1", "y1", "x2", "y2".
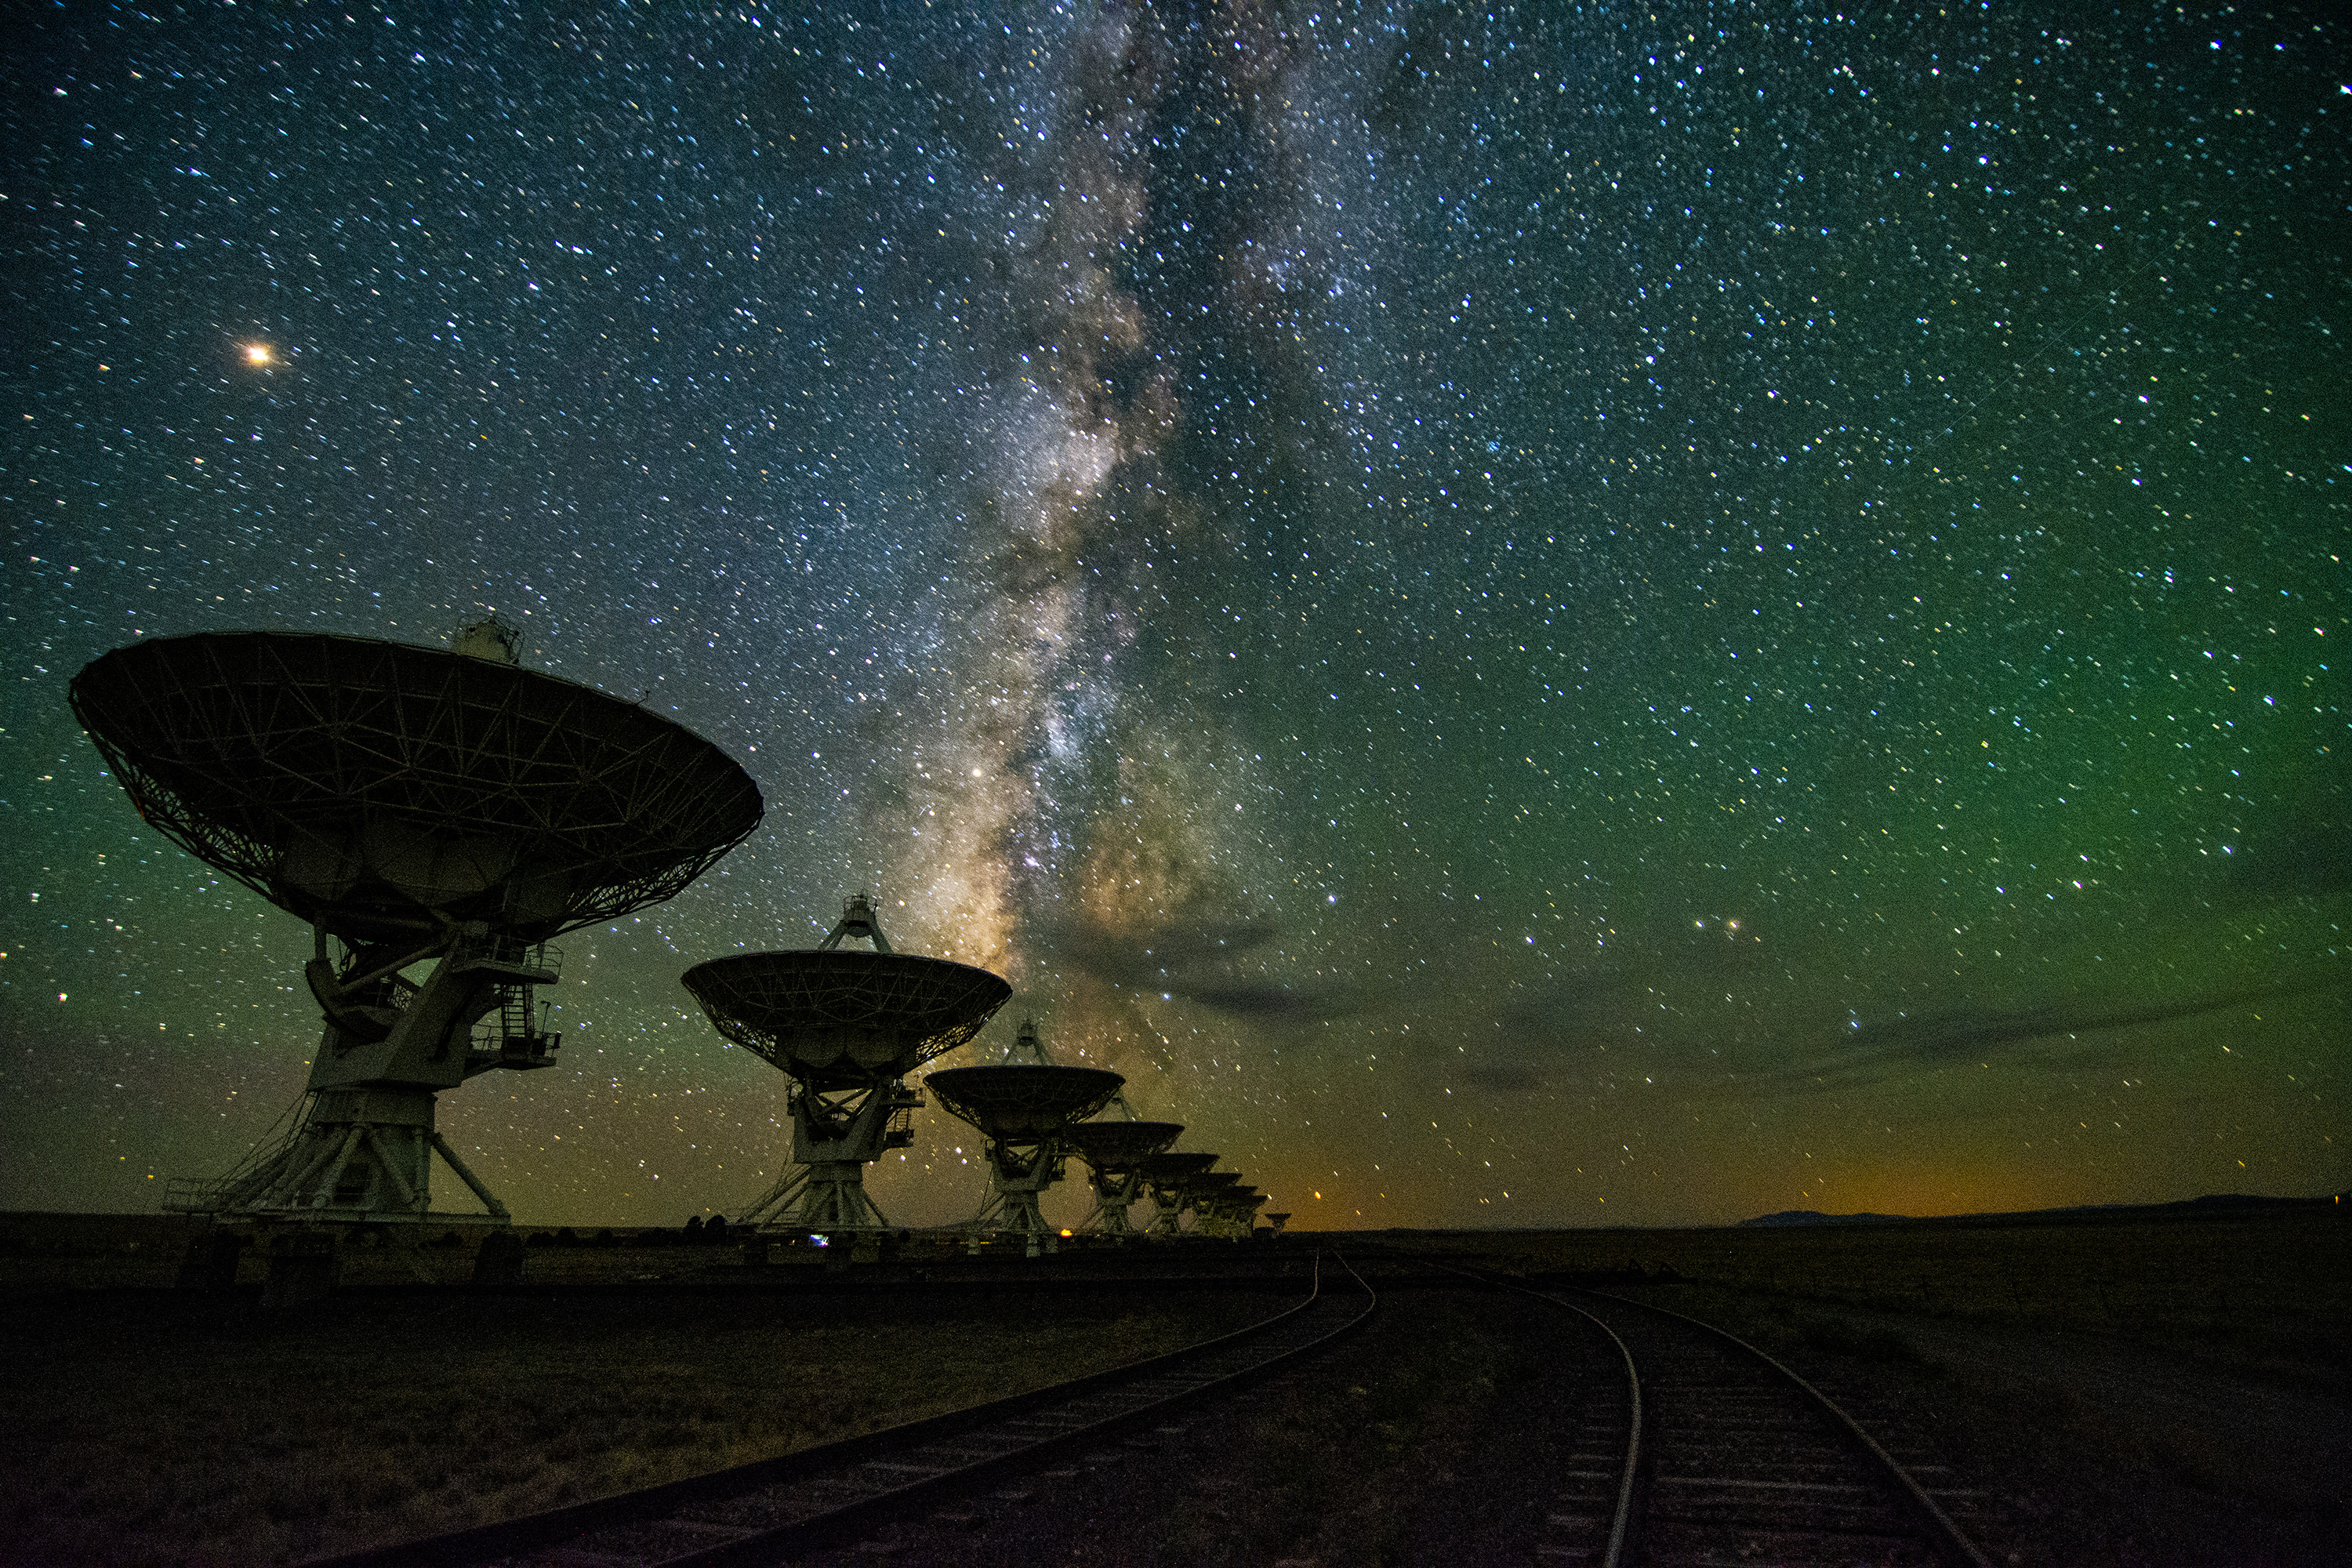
[{"x1": 1741, "y1": 1192, "x2": 2343, "y2": 1228}]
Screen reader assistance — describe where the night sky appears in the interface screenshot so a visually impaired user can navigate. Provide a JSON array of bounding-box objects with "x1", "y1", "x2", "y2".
[{"x1": 4, "y1": 4, "x2": 2343, "y2": 1231}]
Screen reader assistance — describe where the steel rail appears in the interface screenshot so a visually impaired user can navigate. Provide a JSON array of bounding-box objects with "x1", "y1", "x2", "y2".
[
  {"x1": 1580, "y1": 1286, "x2": 1997, "y2": 1568},
  {"x1": 302, "y1": 1253, "x2": 1376, "y2": 1568},
  {"x1": 1434, "y1": 1263, "x2": 1640, "y2": 1568},
  {"x1": 1440, "y1": 1265, "x2": 1993, "y2": 1568}
]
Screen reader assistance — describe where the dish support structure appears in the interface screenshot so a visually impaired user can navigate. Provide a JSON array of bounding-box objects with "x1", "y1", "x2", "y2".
[{"x1": 164, "y1": 923, "x2": 558, "y2": 1224}]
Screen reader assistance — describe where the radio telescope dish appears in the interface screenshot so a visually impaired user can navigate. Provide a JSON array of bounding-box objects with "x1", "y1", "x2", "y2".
[
  {"x1": 681, "y1": 895, "x2": 1011, "y2": 1235},
  {"x1": 1214, "y1": 1189, "x2": 1270, "y2": 1241},
  {"x1": 925, "y1": 1021, "x2": 1121, "y2": 1256},
  {"x1": 924, "y1": 1065, "x2": 1127, "y2": 1142},
  {"x1": 71, "y1": 630, "x2": 762, "y2": 944},
  {"x1": 683, "y1": 953, "x2": 1008, "y2": 1091},
  {"x1": 1062, "y1": 1120, "x2": 1183, "y2": 1170},
  {"x1": 1202, "y1": 1188, "x2": 1271, "y2": 1240},
  {"x1": 1141, "y1": 1151, "x2": 1219, "y2": 1182},
  {"x1": 71, "y1": 626, "x2": 762, "y2": 1225},
  {"x1": 1178, "y1": 1172, "x2": 1249, "y2": 1240},
  {"x1": 1140, "y1": 1150, "x2": 1219, "y2": 1236},
  {"x1": 1061, "y1": 1120, "x2": 1182, "y2": 1240}
]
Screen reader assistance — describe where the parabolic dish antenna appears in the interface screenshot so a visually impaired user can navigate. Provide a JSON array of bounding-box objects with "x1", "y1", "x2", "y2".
[
  {"x1": 927, "y1": 1022, "x2": 1123, "y2": 1256},
  {"x1": 1141, "y1": 1150, "x2": 1220, "y2": 1183},
  {"x1": 71, "y1": 626, "x2": 763, "y2": 1224},
  {"x1": 683, "y1": 950, "x2": 1009, "y2": 1091},
  {"x1": 71, "y1": 630, "x2": 763, "y2": 944},
  {"x1": 1062, "y1": 1120, "x2": 1183, "y2": 1240},
  {"x1": 924, "y1": 1065, "x2": 1127, "y2": 1142},
  {"x1": 1141, "y1": 1149, "x2": 1220, "y2": 1236},
  {"x1": 681, "y1": 895, "x2": 1011, "y2": 1233},
  {"x1": 1203, "y1": 1188, "x2": 1271, "y2": 1240},
  {"x1": 1062, "y1": 1120, "x2": 1184, "y2": 1170},
  {"x1": 1178, "y1": 1171, "x2": 1248, "y2": 1239}
]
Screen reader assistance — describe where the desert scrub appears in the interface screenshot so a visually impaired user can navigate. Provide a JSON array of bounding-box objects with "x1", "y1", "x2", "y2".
[
  {"x1": 1158, "y1": 1289, "x2": 1537, "y2": 1567},
  {"x1": 0, "y1": 1285, "x2": 1282, "y2": 1566}
]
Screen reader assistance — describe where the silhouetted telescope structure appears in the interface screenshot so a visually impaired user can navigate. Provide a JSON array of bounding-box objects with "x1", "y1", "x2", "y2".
[
  {"x1": 926, "y1": 1020, "x2": 1121, "y2": 1256},
  {"x1": 1202, "y1": 1186, "x2": 1269, "y2": 1240},
  {"x1": 69, "y1": 622, "x2": 762, "y2": 1222},
  {"x1": 1062, "y1": 1116, "x2": 1183, "y2": 1240},
  {"x1": 1139, "y1": 1150, "x2": 1219, "y2": 1236},
  {"x1": 681, "y1": 895, "x2": 1009, "y2": 1234},
  {"x1": 1176, "y1": 1170, "x2": 1245, "y2": 1236}
]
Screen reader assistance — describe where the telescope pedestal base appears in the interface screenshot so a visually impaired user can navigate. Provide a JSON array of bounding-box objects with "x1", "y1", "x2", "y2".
[
  {"x1": 737, "y1": 1160, "x2": 893, "y2": 1234},
  {"x1": 1077, "y1": 1169, "x2": 1144, "y2": 1238},
  {"x1": 965, "y1": 1149, "x2": 1062, "y2": 1258},
  {"x1": 167, "y1": 1085, "x2": 510, "y2": 1222},
  {"x1": 737, "y1": 1082, "x2": 908, "y2": 1236}
]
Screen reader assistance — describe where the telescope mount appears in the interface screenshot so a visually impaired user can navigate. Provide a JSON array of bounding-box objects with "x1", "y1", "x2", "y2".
[
  {"x1": 924, "y1": 1021, "x2": 1122, "y2": 1258},
  {"x1": 681, "y1": 895, "x2": 1011, "y2": 1240},
  {"x1": 70, "y1": 624, "x2": 763, "y2": 1227}
]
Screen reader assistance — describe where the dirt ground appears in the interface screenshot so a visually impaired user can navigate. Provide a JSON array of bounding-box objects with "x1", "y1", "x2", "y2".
[
  {"x1": 1617, "y1": 1279, "x2": 2350, "y2": 1567},
  {"x1": 782, "y1": 1281, "x2": 1619, "y2": 1568},
  {"x1": 1363, "y1": 1214, "x2": 2350, "y2": 1566},
  {"x1": 778, "y1": 1261, "x2": 2349, "y2": 1568},
  {"x1": 2, "y1": 1210, "x2": 2342, "y2": 1566},
  {"x1": 0, "y1": 1260, "x2": 1291, "y2": 1566}
]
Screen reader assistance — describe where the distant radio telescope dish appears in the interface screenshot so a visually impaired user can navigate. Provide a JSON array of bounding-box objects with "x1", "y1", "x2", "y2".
[
  {"x1": 683, "y1": 953, "x2": 1010, "y2": 1092},
  {"x1": 1177, "y1": 1170, "x2": 1247, "y2": 1237},
  {"x1": 925, "y1": 1020, "x2": 1122, "y2": 1257},
  {"x1": 70, "y1": 626, "x2": 762, "y2": 1225},
  {"x1": 1139, "y1": 1150, "x2": 1220, "y2": 1237},
  {"x1": 1062, "y1": 1120, "x2": 1184, "y2": 1170},
  {"x1": 924, "y1": 1063, "x2": 1127, "y2": 1142},
  {"x1": 1200, "y1": 1186, "x2": 1269, "y2": 1240},
  {"x1": 1061, "y1": 1120, "x2": 1183, "y2": 1240},
  {"x1": 681, "y1": 894, "x2": 1011, "y2": 1236}
]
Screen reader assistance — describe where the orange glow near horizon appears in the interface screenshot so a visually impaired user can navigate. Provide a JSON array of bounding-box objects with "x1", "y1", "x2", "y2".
[{"x1": 1768, "y1": 1160, "x2": 2058, "y2": 1221}]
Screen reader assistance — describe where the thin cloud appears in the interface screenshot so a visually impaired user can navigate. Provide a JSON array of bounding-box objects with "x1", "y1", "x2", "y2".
[
  {"x1": 1793, "y1": 978, "x2": 2341, "y2": 1087},
  {"x1": 1050, "y1": 909, "x2": 1341, "y2": 1023}
]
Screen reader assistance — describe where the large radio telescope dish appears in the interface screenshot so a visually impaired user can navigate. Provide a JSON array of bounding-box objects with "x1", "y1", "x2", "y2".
[
  {"x1": 682, "y1": 950, "x2": 1011, "y2": 1090},
  {"x1": 680, "y1": 896, "x2": 1011, "y2": 1235},
  {"x1": 1200, "y1": 1186, "x2": 1269, "y2": 1239},
  {"x1": 924, "y1": 1065, "x2": 1126, "y2": 1142},
  {"x1": 1065, "y1": 1120, "x2": 1183, "y2": 1241},
  {"x1": 927, "y1": 1022, "x2": 1124, "y2": 1257},
  {"x1": 1140, "y1": 1151, "x2": 1220, "y2": 1237},
  {"x1": 1062, "y1": 1120, "x2": 1183, "y2": 1172},
  {"x1": 70, "y1": 626, "x2": 764, "y2": 1226},
  {"x1": 1142, "y1": 1151, "x2": 1219, "y2": 1184},
  {"x1": 70, "y1": 631, "x2": 763, "y2": 944}
]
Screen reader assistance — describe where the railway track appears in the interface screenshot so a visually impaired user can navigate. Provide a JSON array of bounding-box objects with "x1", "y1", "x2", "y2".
[
  {"x1": 307, "y1": 1254, "x2": 1375, "y2": 1568},
  {"x1": 1469, "y1": 1273, "x2": 1998, "y2": 1568}
]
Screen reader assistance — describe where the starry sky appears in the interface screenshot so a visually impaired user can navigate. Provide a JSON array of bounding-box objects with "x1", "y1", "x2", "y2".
[{"x1": 4, "y1": 4, "x2": 2344, "y2": 1231}]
